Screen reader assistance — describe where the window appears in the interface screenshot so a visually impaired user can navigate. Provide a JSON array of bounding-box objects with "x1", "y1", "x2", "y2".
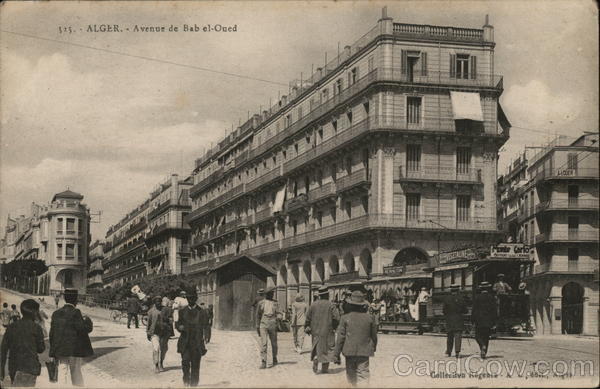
[
  {"x1": 364, "y1": 101, "x2": 370, "y2": 116},
  {"x1": 407, "y1": 144, "x2": 421, "y2": 172},
  {"x1": 304, "y1": 176, "x2": 310, "y2": 193},
  {"x1": 294, "y1": 143, "x2": 299, "y2": 155},
  {"x1": 347, "y1": 110, "x2": 353, "y2": 125},
  {"x1": 306, "y1": 135, "x2": 311, "y2": 144},
  {"x1": 332, "y1": 118, "x2": 338, "y2": 133},
  {"x1": 568, "y1": 185, "x2": 579, "y2": 207},
  {"x1": 407, "y1": 97, "x2": 422, "y2": 125},
  {"x1": 318, "y1": 127, "x2": 323, "y2": 142},
  {"x1": 330, "y1": 206, "x2": 337, "y2": 223},
  {"x1": 345, "y1": 201, "x2": 352, "y2": 218},
  {"x1": 568, "y1": 216, "x2": 579, "y2": 239},
  {"x1": 331, "y1": 164, "x2": 337, "y2": 182},
  {"x1": 567, "y1": 153, "x2": 578, "y2": 171},
  {"x1": 292, "y1": 220, "x2": 298, "y2": 236},
  {"x1": 66, "y1": 244, "x2": 75, "y2": 259},
  {"x1": 568, "y1": 247, "x2": 579, "y2": 263},
  {"x1": 406, "y1": 194, "x2": 421, "y2": 220},
  {"x1": 368, "y1": 56, "x2": 374, "y2": 73},
  {"x1": 57, "y1": 243, "x2": 63, "y2": 259},
  {"x1": 57, "y1": 218, "x2": 63, "y2": 233},
  {"x1": 450, "y1": 53, "x2": 477, "y2": 80},
  {"x1": 456, "y1": 195, "x2": 471, "y2": 222},
  {"x1": 316, "y1": 211, "x2": 323, "y2": 227},
  {"x1": 317, "y1": 170, "x2": 323, "y2": 186},
  {"x1": 78, "y1": 244, "x2": 83, "y2": 259},
  {"x1": 457, "y1": 147, "x2": 471, "y2": 174},
  {"x1": 66, "y1": 218, "x2": 75, "y2": 233},
  {"x1": 286, "y1": 114, "x2": 292, "y2": 128},
  {"x1": 293, "y1": 181, "x2": 298, "y2": 197},
  {"x1": 361, "y1": 195, "x2": 369, "y2": 213},
  {"x1": 272, "y1": 156, "x2": 276, "y2": 166},
  {"x1": 350, "y1": 67, "x2": 358, "y2": 85},
  {"x1": 345, "y1": 156, "x2": 352, "y2": 175},
  {"x1": 78, "y1": 220, "x2": 83, "y2": 233},
  {"x1": 282, "y1": 150, "x2": 287, "y2": 160},
  {"x1": 335, "y1": 78, "x2": 343, "y2": 95},
  {"x1": 322, "y1": 88, "x2": 329, "y2": 102},
  {"x1": 298, "y1": 106, "x2": 303, "y2": 119}
]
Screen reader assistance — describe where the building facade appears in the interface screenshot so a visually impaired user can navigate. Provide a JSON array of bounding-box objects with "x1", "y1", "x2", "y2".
[
  {"x1": 0, "y1": 190, "x2": 91, "y2": 294},
  {"x1": 103, "y1": 174, "x2": 192, "y2": 287},
  {"x1": 87, "y1": 240, "x2": 105, "y2": 291},
  {"x1": 184, "y1": 12, "x2": 510, "y2": 317},
  {"x1": 498, "y1": 134, "x2": 599, "y2": 336}
]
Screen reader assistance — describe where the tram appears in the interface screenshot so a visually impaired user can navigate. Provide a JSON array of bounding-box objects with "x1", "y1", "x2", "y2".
[{"x1": 379, "y1": 244, "x2": 534, "y2": 336}]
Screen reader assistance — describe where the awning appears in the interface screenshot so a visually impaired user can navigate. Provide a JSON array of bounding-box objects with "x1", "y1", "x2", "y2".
[
  {"x1": 272, "y1": 185, "x2": 286, "y2": 214},
  {"x1": 450, "y1": 91, "x2": 484, "y2": 121}
]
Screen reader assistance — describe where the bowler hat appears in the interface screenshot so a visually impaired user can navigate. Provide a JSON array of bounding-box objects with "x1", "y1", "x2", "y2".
[
  {"x1": 479, "y1": 281, "x2": 491, "y2": 289},
  {"x1": 258, "y1": 289, "x2": 265, "y2": 295},
  {"x1": 497, "y1": 273, "x2": 505, "y2": 278},
  {"x1": 295, "y1": 294, "x2": 304, "y2": 302},
  {"x1": 64, "y1": 288, "x2": 78, "y2": 297},
  {"x1": 518, "y1": 282, "x2": 527, "y2": 290},
  {"x1": 180, "y1": 290, "x2": 187, "y2": 295},
  {"x1": 265, "y1": 286, "x2": 276, "y2": 294},
  {"x1": 450, "y1": 284, "x2": 461, "y2": 290}
]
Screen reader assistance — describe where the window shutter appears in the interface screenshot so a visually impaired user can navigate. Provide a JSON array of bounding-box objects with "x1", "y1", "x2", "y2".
[
  {"x1": 470, "y1": 55, "x2": 477, "y2": 80},
  {"x1": 450, "y1": 54, "x2": 456, "y2": 78},
  {"x1": 401, "y1": 50, "x2": 407, "y2": 75},
  {"x1": 421, "y1": 52, "x2": 428, "y2": 76}
]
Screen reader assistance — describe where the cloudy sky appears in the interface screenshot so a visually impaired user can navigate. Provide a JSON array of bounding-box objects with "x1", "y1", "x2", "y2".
[{"x1": 1, "y1": 0, "x2": 598, "y2": 240}]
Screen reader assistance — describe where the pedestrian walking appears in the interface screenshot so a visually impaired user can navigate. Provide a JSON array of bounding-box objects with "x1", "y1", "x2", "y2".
[
  {"x1": 176, "y1": 292, "x2": 207, "y2": 387},
  {"x1": 204, "y1": 304, "x2": 213, "y2": 344},
  {"x1": 54, "y1": 294, "x2": 60, "y2": 308},
  {"x1": 0, "y1": 299, "x2": 45, "y2": 387},
  {"x1": 443, "y1": 284, "x2": 467, "y2": 358},
  {"x1": 1, "y1": 303, "x2": 10, "y2": 332},
  {"x1": 49, "y1": 289, "x2": 94, "y2": 387},
  {"x1": 127, "y1": 293, "x2": 141, "y2": 329},
  {"x1": 9, "y1": 304, "x2": 21, "y2": 324},
  {"x1": 334, "y1": 289, "x2": 378, "y2": 387},
  {"x1": 173, "y1": 291, "x2": 189, "y2": 323},
  {"x1": 291, "y1": 295, "x2": 308, "y2": 353},
  {"x1": 147, "y1": 296, "x2": 170, "y2": 373},
  {"x1": 256, "y1": 286, "x2": 280, "y2": 369},
  {"x1": 493, "y1": 273, "x2": 512, "y2": 316},
  {"x1": 305, "y1": 286, "x2": 340, "y2": 374},
  {"x1": 472, "y1": 282, "x2": 497, "y2": 359}
]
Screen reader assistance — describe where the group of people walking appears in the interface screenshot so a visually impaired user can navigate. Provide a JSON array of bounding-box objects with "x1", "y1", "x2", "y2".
[
  {"x1": 1, "y1": 289, "x2": 93, "y2": 387},
  {"x1": 255, "y1": 284, "x2": 378, "y2": 387},
  {"x1": 127, "y1": 290, "x2": 213, "y2": 387}
]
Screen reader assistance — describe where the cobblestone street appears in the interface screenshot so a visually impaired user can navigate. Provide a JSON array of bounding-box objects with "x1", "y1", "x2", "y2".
[{"x1": 1, "y1": 288, "x2": 598, "y2": 388}]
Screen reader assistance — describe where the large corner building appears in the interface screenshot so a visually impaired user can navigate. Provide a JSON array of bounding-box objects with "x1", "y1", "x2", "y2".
[{"x1": 184, "y1": 11, "x2": 510, "y2": 327}]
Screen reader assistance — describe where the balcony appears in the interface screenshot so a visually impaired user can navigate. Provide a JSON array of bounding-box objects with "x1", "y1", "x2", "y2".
[
  {"x1": 535, "y1": 231, "x2": 599, "y2": 244},
  {"x1": 146, "y1": 221, "x2": 190, "y2": 240},
  {"x1": 245, "y1": 240, "x2": 282, "y2": 257},
  {"x1": 190, "y1": 167, "x2": 224, "y2": 198},
  {"x1": 399, "y1": 165, "x2": 482, "y2": 184},
  {"x1": 146, "y1": 247, "x2": 168, "y2": 262},
  {"x1": 246, "y1": 166, "x2": 283, "y2": 193},
  {"x1": 335, "y1": 169, "x2": 370, "y2": 194},
  {"x1": 148, "y1": 198, "x2": 191, "y2": 220},
  {"x1": 307, "y1": 182, "x2": 337, "y2": 204},
  {"x1": 182, "y1": 258, "x2": 216, "y2": 275},
  {"x1": 393, "y1": 23, "x2": 484, "y2": 42},
  {"x1": 106, "y1": 241, "x2": 145, "y2": 264},
  {"x1": 328, "y1": 271, "x2": 360, "y2": 283},
  {"x1": 535, "y1": 199, "x2": 599, "y2": 213},
  {"x1": 187, "y1": 183, "x2": 247, "y2": 224},
  {"x1": 534, "y1": 167, "x2": 599, "y2": 183},
  {"x1": 285, "y1": 193, "x2": 309, "y2": 214},
  {"x1": 254, "y1": 207, "x2": 275, "y2": 225}
]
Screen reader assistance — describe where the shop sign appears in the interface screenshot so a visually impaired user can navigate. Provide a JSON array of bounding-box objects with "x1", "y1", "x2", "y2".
[{"x1": 490, "y1": 243, "x2": 530, "y2": 259}]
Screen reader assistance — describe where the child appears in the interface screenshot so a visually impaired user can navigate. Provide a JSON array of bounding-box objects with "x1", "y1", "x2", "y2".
[{"x1": 0, "y1": 299, "x2": 46, "y2": 387}]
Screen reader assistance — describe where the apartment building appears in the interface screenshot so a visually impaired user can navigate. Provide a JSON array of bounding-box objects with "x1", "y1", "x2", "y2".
[
  {"x1": 103, "y1": 174, "x2": 192, "y2": 287},
  {"x1": 87, "y1": 240, "x2": 105, "y2": 291},
  {"x1": 0, "y1": 190, "x2": 91, "y2": 293},
  {"x1": 184, "y1": 10, "x2": 510, "y2": 317},
  {"x1": 498, "y1": 134, "x2": 599, "y2": 336}
]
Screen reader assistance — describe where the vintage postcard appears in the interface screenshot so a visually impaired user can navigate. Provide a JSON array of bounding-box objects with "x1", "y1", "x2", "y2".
[{"x1": 0, "y1": 1, "x2": 598, "y2": 388}]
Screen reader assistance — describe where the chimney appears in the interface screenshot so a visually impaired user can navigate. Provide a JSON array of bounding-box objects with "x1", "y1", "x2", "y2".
[
  {"x1": 281, "y1": 95, "x2": 287, "y2": 106},
  {"x1": 378, "y1": 6, "x2": 393, "y2": 34},
  {"x1": 344, "y1": 45, "x2": 351, "y2": 59},
  {"x1": 483, "y1": 14, "x2": 494, "y2": 42}
]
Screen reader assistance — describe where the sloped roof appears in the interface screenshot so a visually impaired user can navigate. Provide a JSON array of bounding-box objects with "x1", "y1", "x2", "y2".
[
  {"x1": 209, "y1": 255, "x2": 277, "y2": 276},
  {"x1": 52, "y1": 190, "x2": 83, "y2": 202}
]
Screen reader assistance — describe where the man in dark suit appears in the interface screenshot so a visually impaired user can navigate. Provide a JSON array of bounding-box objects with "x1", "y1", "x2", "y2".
[
  {"x1": 176, "y1": 292, "x2": 207, "y2": 387},
  {"x1": 442, "y1": 284, "x2": 467, "y2": 358},
  {"x1": 472, "y1": 281, "x2": 497, "y2": 359},
  {"x1": 127, "y1": 293, "x2": 140, "y2": 329},
  {"x1": 49, "y1": 289, "x2": 93, "y2": 387},
  {"x1": 334, "y1": 288, "x2": 378, "y2": 387}
]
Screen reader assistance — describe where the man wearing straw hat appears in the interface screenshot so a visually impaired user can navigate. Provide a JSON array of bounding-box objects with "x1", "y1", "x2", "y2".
[
  {"x1": 305, "y1": 285, "x2": 339, "y2": 374},
  {"x1": 256, "y1": 286, "x2": 280, "y2": 369},
  {"x1": 442, "y1": 284, "x2": 467, "y2": 358},
  {"x1": 291, "y1": 294, "x2": 308, "y2": 354},
  {"x1": 334, "y1": 286, "x2": 378, "y2": 387},
  {"x1": 472, "y1": 281, "x2": 496, "y2": 359}
]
